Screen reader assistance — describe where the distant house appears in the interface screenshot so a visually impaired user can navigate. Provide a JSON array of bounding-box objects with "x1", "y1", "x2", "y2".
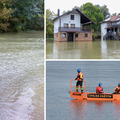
[
  {"x1": 100, "y1": 14, "x2": 120, "y2": 40},
  {"x1": 53, "y1": 9, "x2": 94, "y2": 42}
]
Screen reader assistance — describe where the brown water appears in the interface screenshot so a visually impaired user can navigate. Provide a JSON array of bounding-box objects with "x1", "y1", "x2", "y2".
[
  {"x1": 46, "y1": 61, "x2": 120, "y2": 120},
  {"x1": 46, "y1": 39, "x2": 120, "y2": 59},
  {"x1": 0, "y1": 31, "x2": 44, "y2": 120}
]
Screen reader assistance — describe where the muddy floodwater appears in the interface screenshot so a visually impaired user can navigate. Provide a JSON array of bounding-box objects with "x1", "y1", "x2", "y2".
[
  {"x1": 46, "y1": 61, "x2": 120, "y2": 120},
  {"x1": 46, "y1": 39, "x2": 120, "y2": 59},
  {"x1": 0, "y1": 31, "x2": 44, "y2": 120}
]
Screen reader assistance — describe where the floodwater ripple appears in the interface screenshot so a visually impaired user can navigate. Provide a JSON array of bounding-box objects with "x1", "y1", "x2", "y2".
[{"x1": 0, "y1": 31, "x2": 44, "y2": 120}]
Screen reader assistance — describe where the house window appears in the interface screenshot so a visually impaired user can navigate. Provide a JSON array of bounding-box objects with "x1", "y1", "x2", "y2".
[
  {"x1": 71, "y1": 15, "x2": 74, "y2": 20},
  {"x1": 84, "y1": 34, "x2": 88, "y2": 37},
  {"x1": 62, "y1": 33, "x2": 66, "y2": 38},
  {"x1": 64, "y1": 23, "x2": 68, "y2": 28},
  {"x1": 71, "y1": 24, "x2": 75, "y2": 28},
  {"x1": 75, "y1": 34, "x2": 78, "y2": 38}
]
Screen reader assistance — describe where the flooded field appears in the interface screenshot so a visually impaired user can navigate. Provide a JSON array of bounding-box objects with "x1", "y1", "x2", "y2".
[
  {"x1": 0, "y1": 31, "x2": 44, "y2": 120},
  {"x1": 46, "y1": 61, "x2": 120, "y2": 120},
  {"x1": 46, "y1": 39, "x2": 120, "y2": 59}
]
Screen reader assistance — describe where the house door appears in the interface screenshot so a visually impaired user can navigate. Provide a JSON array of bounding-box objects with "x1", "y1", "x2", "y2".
[
  {"x1": 115, "y1": 28, "x2": 117, "y2": 31},
  {"x1": 68, "y1": 32, "x2": 73, "y2": 41}
]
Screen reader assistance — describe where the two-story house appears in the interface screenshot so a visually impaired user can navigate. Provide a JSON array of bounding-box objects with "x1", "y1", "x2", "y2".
[
  {"x1": 100, "y1": 14, "x2": 120, "y2": 40},
  {"x1": 53, "y1": 8, "x2": 94, "y2": 42}
]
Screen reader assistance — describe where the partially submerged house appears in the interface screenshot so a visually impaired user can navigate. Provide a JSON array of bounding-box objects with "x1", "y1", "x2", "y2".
[
  {"x1": 100, "y1": 14, "x2": 120, "y2": 40},
  {"x1": 53, "y1": 9, "x2": 94, "y2": 42}
]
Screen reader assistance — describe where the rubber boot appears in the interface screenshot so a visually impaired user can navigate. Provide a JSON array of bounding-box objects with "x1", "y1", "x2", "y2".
[
  {"x1": 81, "y1": 87, "x2": 83, "y2": 93},
  {"x1": 76, "y1": 87, "x2": 79, "y2": 92}
]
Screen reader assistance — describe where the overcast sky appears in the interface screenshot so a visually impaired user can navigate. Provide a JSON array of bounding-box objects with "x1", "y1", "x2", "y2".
[{"x1": 46, "y1": 0, "x2": 120, "y2": 16}]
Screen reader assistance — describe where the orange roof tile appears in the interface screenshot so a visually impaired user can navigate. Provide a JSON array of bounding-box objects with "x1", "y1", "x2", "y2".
[
  {"x1": 108, "y1": 15, "x2": 120, "y2": 21},
  {"x1": 109, "y1": 15, "x2": 117, "y2": 21},
  {"x1": 100, "y1": 15, "x2": 120, "y2": 23}
]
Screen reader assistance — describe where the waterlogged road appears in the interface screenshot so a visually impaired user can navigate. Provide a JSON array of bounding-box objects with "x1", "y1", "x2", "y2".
[
  {"x1": 46, "y1": 39, "x2": 120, "y2": 59},
  {"x1": 46, "y1": 61, "x2": 120, "y2": 120},
  {"x1": 0, "y1": 31, "x2": 44, "y2": 120}
]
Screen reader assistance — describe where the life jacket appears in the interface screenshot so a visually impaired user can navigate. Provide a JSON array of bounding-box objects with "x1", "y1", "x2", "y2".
[
  {"x1": 96, "y1": 86, "x2": 104, "y2": 93},
  {"x1": 77, "y1": 72, "x2": 83, "y2": 81},
  {"x1": 114, "y1": 86, "x2": 120, "y2": 93}
]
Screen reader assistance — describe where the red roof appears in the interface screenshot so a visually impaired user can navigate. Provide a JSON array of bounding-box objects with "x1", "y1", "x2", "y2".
[
  {"x1": 108, "y1": 15, "x2": 119, "y2": 21},
  {"x1": 100, "y1": 15, "x2": 120, "y2": 23}
]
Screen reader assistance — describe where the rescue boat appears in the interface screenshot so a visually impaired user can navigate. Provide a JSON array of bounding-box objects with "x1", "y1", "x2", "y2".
[{"x1": 69, "y1": 79, "x2": 120, "y2": 101}]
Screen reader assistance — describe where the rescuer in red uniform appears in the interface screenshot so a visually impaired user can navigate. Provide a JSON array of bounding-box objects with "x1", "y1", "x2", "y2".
[
  {"x1": 114, "y1": 83, "x2": 120, "y2": 93},
  {"x1": 96, "y1": 83, "x2": 104, "y2": 93},
  {"x1": 75, "y1": 69, "x2": 84, "y2": 93}
]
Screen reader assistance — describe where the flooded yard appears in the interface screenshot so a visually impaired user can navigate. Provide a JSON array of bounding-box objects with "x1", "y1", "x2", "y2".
[{"x1": 46, "y1": 39, "x2": 120, "y2": 59}]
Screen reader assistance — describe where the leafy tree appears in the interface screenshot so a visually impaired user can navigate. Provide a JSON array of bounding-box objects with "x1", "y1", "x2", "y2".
[
  {"x1": 46, "y1": 9, "x2": 57, "y2": 38},
  {"x1": 25, "y1": 0, "x2": 44, "y2": 30},
  {"x1": 62, "y1": 10, "x2": 71, "y2": 14},
  {"x1": 81, "y1": 2, "x2": 104, "y2": 32},
  {"x1": 72, "y1": 6, "x2": 80, "y2": 10},
  {"x1": 0, "y1": 0, "x2": 14, "y2": 32},
  {"x1": 10, "y1": 0, "x2": 44, "y2": 32},
  {"x1": 95, "y1": 4, "x2": 110, "y2": 19},
  {"x1": 92, "y1": 29, "x2": 97, "y2": 38},
  {"x1": 79, "y1": 5, "x2": 83, "y2": 11},
  {"x1": 0, "y1": 0, "x2": 44, "y2": 33},
  {"x1": 112, "y1": 13, "x2": 117, "y2": 16}
]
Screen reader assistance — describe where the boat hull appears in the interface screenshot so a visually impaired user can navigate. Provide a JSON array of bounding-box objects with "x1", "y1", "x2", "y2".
[{"x1": 70, "y1": 92, "x2": 120, "y2": 101}]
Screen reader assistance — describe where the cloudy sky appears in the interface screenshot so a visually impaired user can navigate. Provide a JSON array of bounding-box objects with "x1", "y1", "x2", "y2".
[{"x1": 46, "y1": 0, "x2": 120, "y2": 15}]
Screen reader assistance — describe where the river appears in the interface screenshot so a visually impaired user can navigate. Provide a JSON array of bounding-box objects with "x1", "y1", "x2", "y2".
[
  {"x1": 0, "y1": 31, "x2": 44, "y2": 120},
  {"x1": 46, "y1": 39, "x2": 120, "y2": 59},
  {"x1": 46, "y1": 61, "x2": 120, "y2": 120}
]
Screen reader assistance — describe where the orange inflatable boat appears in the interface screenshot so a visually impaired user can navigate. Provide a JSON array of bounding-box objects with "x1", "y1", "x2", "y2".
[{"x1": 69, "y1": 79, "x2": 120, "y2": 101}]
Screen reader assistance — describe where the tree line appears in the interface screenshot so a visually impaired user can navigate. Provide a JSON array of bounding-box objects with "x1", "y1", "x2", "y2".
[
  {"x1": 46, "y1": 2, "x2": 116, "y2": 38},
  {"x1": 0, "y1": 0, "x2": 44, "y2": 33}
]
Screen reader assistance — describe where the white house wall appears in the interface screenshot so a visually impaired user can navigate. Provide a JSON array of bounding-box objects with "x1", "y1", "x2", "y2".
[
  {"x1": 101, "y1": 23, "x2": 107, "y2": 37},
  {"x1": 54, "y1": 19, "x2": 59, "y2": 33},
  {"x1": 61, "y1": 13, "x2": 81, "y2": 27}
]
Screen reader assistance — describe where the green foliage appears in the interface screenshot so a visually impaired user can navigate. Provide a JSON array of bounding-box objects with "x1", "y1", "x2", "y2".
[
  {"x1": 95, "y1": 4, "x2": 110, "y2": 19},
  {"x1": 112, "y1": 13, "x2": 117, "y2": 16},
  {"x1": 0, "y1": 0, "x2": 44, "y2": 32},
  {"x1": 92, "y1": 29, "x2": 97, "y2": 38},
  {"x1": 46, "y1": 9, "x2": 57, "y2": 38},
  {"x1": 62, "y1": 10, "x2": 70, "y2": 15},
  {"x1": 10, "y1": 0, "x2": 44, "y2": 32},
  {"x1": 80, "y1": 3, "x2": 104, "y2": 32},
  {"x1": 72, "y1": 6, "x2": 80, "y2": 10},
  {"x1": 0, "y1": 0, "x2": 14, "y2": 32}
]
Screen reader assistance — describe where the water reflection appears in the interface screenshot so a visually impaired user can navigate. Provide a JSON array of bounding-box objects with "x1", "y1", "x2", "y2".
[
  {"x1": 101, "y1": 40, "x2": 108, "y2": 59},
  {"x1": 47, "y1": 41, "x2": 93, "y2": 59},
  {"x1": 113, "y1": 101, "x2": 120, "y2": 118},
  {"x1": 69, "y1": 100, "x2": 88, "y2": 120},
  {"x1": 46, "y1": 39, "x2": 120, "y2": 59},
  {"x1": 69, "y1": 100, "x2": 118, "y2": 120}
]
